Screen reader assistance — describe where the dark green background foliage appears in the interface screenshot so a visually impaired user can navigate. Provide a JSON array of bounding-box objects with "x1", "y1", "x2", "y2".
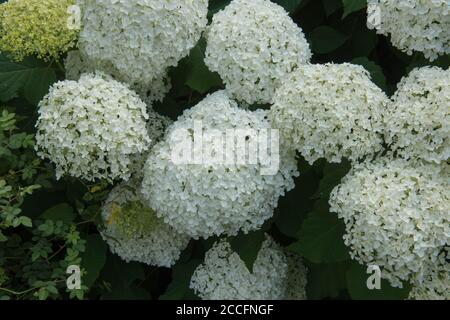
[{"x1": 0, "y1": 0, "x2": 447, "y2": 300}]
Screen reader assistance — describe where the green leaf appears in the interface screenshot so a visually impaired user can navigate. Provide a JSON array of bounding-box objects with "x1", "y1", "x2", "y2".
[
  {"x1": 19, "y1": 216, "x2": 32, "y2": 228},
  {"x1": 0, "y1": 231, "x2": 7, "y2": 242},
  {"x1": 288, "y1": 210, "x2": 350, "y2": 263},
  {"x1": 100, "y1": 254, "x2": 149, "y2": 300},
  {"x1": 160, "y1": 259, "x2": 202, "y2": 300},
  {"x1": 229, "y1": 230, "x2": 265, "y2": 273},
  {"x1": 208, "y1": 0, "x2": 230, "y2": 17},
  {"x1": 313, "y1": 161, "x2": 351, "y2": 200},
  {"x1": 322, "y1": 0, "x2": 342, "y2": 17},
  {"x1": 273, "y1": 0, "x2": 303, "y2": 13},
  {"x1": 0, "y1": 54, "x2": 56, "y2": 104},
  {"x1": 22, "y1": 67, "x2": 56, "y2": 105},
  {"x1": 306, "y1": 262, "x2": 348, "y2": 299},
  {"x1": 351, "y1": 57, "x2": 387, "y2": 92},
  {"x1": 184, "y1": 38, "x2": 223, "y2": 94},
  {"x1": 39, "y1": 203, "x2": 75, "y2": 224},
  {"x1": 309, "y1": 26, "x2": 349, "y2": 54},
  {"x1": 346, "y1": 262, "x2": 412, "y2": 300},
  {"x1": 81, "y1": 234, "x2": 107, "y2": 288},
  {"x1": 342, "y1": 0, "x2": 366, "y2": 18}
]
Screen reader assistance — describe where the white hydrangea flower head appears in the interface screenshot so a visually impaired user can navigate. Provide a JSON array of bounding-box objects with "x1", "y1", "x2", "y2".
[
  {"x1": 408, "y1": 252, "x2": 450, "y2": 300},
  {"x1": 189, "y1": 236, "x2": 288, "y2": 300},
  {"x1": 384, "y1": 66, "x2": 450, "y2": 163},
  {"x1": 76, "y1": 0, "x2": 208, "y2": 102},
  {"x1": 329, "y1": 158, "x2": 450, "y2": 288},
  {"x1": 205, "y1": 0, "x2": 311, "y2": 105},
  {"x1": 35, "y1": 73, "x2": 150, "y2": 182},
  {"x1": 284, "y1": 252, "x2": 308, "y2": 300},
  {"x1": 64, "y1": 49, "x2": 171, "y2": 104},
  {"x1": 367, "y1": 0, "x2": 450, "y2": 61},
  {"x1": 141, "y1": 91, "x2": 299, "y2": 239},
  {"x1": 269, "y1": 63, "x2": 388, "y2": 164},
  {"x1": 101, "y1": 182, "x2": 190, "y2": 268}
]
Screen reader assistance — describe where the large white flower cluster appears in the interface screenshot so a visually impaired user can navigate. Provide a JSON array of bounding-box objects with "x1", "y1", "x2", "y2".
[
  {"x1": 367, "y1": 0, "x2": 450, "y2": 61},
  {"x1": 141, "y1": 91, "x2": 298, "y2": 239},
  {"x1": 77, "y1": 0, "x2": 208, "y2": 103},
  {"x1": 189, "y1": 236, "x2": 288, "y2": 300},
  {"x1": 64, "y1": 50, "x2": 171, "y2": 104},
  {"x1": 329, "y1": 158, "x2": 449, "y2": 288},
  {"x1": 205, "y1": 0, "x2": 311, "y2": 105},
  {"x1": 384, "y1": 66, "x2": 450, "y2": 164},
  {"x1": 101, "y1": 182, "x2": 190, "y2": 267},
  {"x1": 35, "y1": 73, "x2": 150, "y2": 182},
  {"x1": 269, "y1": 63, "x2": 388, "y2": 164}
]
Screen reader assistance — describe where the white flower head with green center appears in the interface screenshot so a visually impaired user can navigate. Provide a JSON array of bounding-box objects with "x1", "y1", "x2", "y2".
[
  {"x1": 269, "y1": 63, "x2": 388, "y2": 164},
  {"x1": 101, "y1": 182, "x2": 190, "y2": 268},
  {"x1": 77, "y1": 0, "x2": 208, "y2": 103},
  {"x1": 35, "y1": 72, "x2": 150, "y2": 182},
  {"x1": 384, "y1": 66, "x2": 450, "y2": 163},
  {"x1": 329, "y1": 157, "x2": 450, "y2": 288},
  {"x1": 189, "y1": 236, "x2": 288, "y2": 300},
  {"x1": 141, "y1": 91, "x2": 299, "y2": 239},
  {"x1": 367, "y1": 0, "x2": 450, "y2": 61},
  {"x1": 205, "y1": 0, "x2": 311, "y2": 105}
]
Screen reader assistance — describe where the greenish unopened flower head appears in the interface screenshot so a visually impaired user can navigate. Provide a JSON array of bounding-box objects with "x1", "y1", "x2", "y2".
[
  {"x1": 101, "y1": 182, "x2": 190, "y2": 268},
  {"x1": 0, "y1": 0, "x2": 79, "y2": 61}
]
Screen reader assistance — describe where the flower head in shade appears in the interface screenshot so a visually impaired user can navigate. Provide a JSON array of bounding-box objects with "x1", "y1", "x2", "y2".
[
  {"x1": 205, "y1": 0, "x2": 311, "y2": 105},
  {"x1": 101, "y1": 182, "x2": 190, "y2": 267},
  {"x1": 329, "y1": 158, "x2": 449, "y2": 288},
  {"x1": 189, "y1": 236, "x2": 288, "y2": 300}
]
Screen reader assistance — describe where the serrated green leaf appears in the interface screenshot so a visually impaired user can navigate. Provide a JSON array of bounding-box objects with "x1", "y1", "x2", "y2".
[
  {"x1": 81, "y1": 234, "x2": 107, "y2": 288},
  {"x1": 288, "y1": 211, "x2": 350, "y2": 263},
  {"x1": 184, "y1": 38, "x2": 223, "y2": 94},
  {"x1": 99, "y1": 254, "x2": 148, "y2": 300},
  {"x1": 313, "y1": 161, "x2": 351, "y2": 200},
  {"x1": 22, "y1": 67, "x2": 56, "y2": 105},
  {"x1": 0, "y1": 54, "x2": 56, "y2": 104},
  {"x1": 322, "y1": 0, "x2": 342, "y2": 16},
  {"x1": 273, "y1": 0, "x2": 303, "y2": 13},
  {"x1": 39, "y1": 203, "x2": 75, "y2": 224},
  {"x1": 351, "y1": 57, "x2": 387, "y2": 91},
  {"x1": 229, "y1": 230, "x2": 265, "y2": 273},
  {"x1": 160, "y1": 259, "x2": 202, "y2": 300},
  {"x1": 346, "y1": 261, "x2": 412, "y2": 300},
  {"x1": 309, "y1": 26, "x2": 349, "y2": 54},
  {"x1": 342, "y1": 0, "x2": 366, "y2": 18},
  {"x1": 306, "y1": 261, "x2": 348, "y2": 299}
]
